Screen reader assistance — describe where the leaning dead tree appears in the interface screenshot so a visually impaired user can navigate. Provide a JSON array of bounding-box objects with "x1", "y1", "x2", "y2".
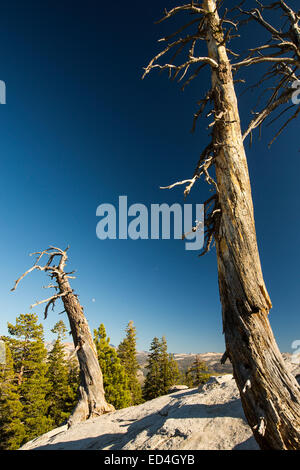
[
  {"x1": 143, "y1": 0, "x2": 300, "y2": 449},
  {"x1": 11, "y1": 246, "x2": 114, "y2": 426}
]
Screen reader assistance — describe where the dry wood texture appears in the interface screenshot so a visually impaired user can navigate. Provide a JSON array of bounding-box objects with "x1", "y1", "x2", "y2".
[
  {"x1": 11, "y1": 246, "x2": 114, "y2": 426},
  {"x1": 143, "y1": 0, "x2": 300, "y2": 449},
  {"x1": 204, "y1": 0, "x2": 300, "y2": 450}
]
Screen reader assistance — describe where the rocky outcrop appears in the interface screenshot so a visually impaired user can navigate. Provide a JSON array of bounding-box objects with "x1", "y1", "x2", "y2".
[
  {"x1": 20, "y1": 352, "x2": 300, "y2": 451},
  {"x1": 20, "y1": 375, "x2": 259, "y2": 450}
]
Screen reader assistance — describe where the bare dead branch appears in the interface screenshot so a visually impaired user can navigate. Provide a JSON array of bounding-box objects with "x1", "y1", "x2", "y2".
[
  {"x1": 11, "y1": 265, "x2": 47, "y2": 292},
  {"x1": 155, "y1": 3, "x2": 205, "y2": 24},
  {"x1": 158, "y1": 18, "x2": 201, "y2": 43},
  {"x1": 142, "y1": 0, "x2": 299, "y2": 261},
  {"x1": 238, "y1": 5, "x2": 281, "y2": 36},
  {"x1": 191, "y1": 90, "x2": 213, "y2": 131},
  {"x1": 143, "y1": 54, "x2": 218, "y2": 81},
  {"x1": 160, "y1": 150, "x2": 215, "y2": 198},
  {"x1": 31, "y1": 291, "x2": 71, "y2": 319},
  {"x1": 11, "y1": 246, "x2": 72, "y2": 319},
  {"x1": 233, "y1": 56, "x2": 298, "y2": 69},
  {"x1": 268, "y1": 104, "x2": 300, "y2": 146},
  {"x1": 30, "y1": 292, "x2": 69, "y2": 309},
  {"x1": 242, "y1": 87, "x2": 295, "y2": 140}
]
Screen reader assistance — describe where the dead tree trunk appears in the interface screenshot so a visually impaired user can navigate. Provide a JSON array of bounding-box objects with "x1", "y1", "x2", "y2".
[
  {"x1": 11, "y1": 246, "x2": 114, "y2": 426},
  {"x1": 143, "y1": 0, "x2": 300, "y2": 449},
  {"x1": 55, "y1": 251, "x2": 114, "y2": 426},
  {"x1": 203, "y1": 0, "x2": 300, "y2": 449}
]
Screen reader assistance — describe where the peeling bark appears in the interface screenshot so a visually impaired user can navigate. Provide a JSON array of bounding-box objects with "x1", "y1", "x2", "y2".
[
  {"x1": 11, "y1": 247, "x2": 114, "y2": 427},
  {"x1": 143, "y1": 0, "x2": 300, "y2": 450},
  {"x1": 203, "y1": 0, "x2": 300, "y2": 449},
  {"x1": 57, "y1": 275, "x2": 115, "y2": 427}
]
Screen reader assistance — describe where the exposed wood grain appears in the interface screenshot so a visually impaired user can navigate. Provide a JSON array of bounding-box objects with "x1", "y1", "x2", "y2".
[
  {"x1": 203, "y1": 0, "x2": 300, "y2": 449},
  {"x1": 11, "y1": 247, "x2": 114, "y2": 427}
]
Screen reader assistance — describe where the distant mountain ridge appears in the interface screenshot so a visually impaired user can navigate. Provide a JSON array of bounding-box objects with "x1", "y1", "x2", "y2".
[
  {"x1": 45, "y1": 341, "x2": 234, "y2": 375},
  {"x1": 45, "y1": 341, "x2": 300, "y2": 379},
  {"x1": 136, "y1": 350, "x2": 233, "y2": 376}
]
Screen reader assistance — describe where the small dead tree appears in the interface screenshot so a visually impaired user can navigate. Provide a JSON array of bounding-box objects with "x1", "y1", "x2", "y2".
[
  {"x1": 143, "y1": 0, "x2": 300, "y2": 449},
  {"x1": 11, "y1": 246, "x2": 114, "y2": 426}
]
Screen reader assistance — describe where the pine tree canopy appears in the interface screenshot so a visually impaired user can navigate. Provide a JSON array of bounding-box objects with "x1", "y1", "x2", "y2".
[
  {"x1": 6, "y1": 314, "x2": 54, "y2": 443},
  {"x1": 185, "y1": 355, "x2": 211, "y2": 388},
  {"x1": 94, "y1": 323, "x2": 131, "y2": 410},
  {"x1": 143, "y1": 336, "x2": 180, "y2": 401},
  {"x1": 0, "y1": 341, "x2": 25, "y2": 450},
  {"x1": 117, "y1": 321, "x2": 143, "y2": 405},
  {"x1": 46, "y1": 320, "x2": 79, "y2": 426}
]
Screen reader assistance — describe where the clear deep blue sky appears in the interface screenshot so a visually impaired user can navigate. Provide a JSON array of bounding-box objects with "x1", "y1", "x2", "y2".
[{"x1": 0, "y1": 0, "x2": 299, "y2": 353}]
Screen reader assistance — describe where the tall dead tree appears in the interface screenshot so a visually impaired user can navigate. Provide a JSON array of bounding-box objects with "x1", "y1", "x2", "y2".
[
  {"x1": 11, "y1": 246, "x2": 114, "y2": 426},
  {"x1": 143, "y1": 0, "x2": 300, "y2": 449}
]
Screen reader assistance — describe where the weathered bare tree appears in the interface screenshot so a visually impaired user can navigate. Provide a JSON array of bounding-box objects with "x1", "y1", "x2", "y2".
[
  {"x1": 143, "y1": 0, "x2": 300, "y2": 449},
  {"x1": 11, "y1": 246, "x2": 114, "y2": 426}
]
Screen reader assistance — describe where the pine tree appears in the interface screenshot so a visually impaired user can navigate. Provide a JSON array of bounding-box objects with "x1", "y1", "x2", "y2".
[
  {"x1": 67, "y1": 355, "x2": 80, "y2": 404},
  {"x1": 7, "y1": 314, "x2": 54, "y2": 442},
  {"x1": 185, "y1": 355, "x2": 210, "y2": 387},
  {"x1": 160, "y1": 336, "x2": 180, "y2": 394},
  {"x1": 117, "y1": 321, "x2": 143, "y2": 405},
  {"x1": 166, "y1": 352, "x2": 181, "y2": 389},
  {"x1": 94, "y1": 324, "x2": 131, "y2": 410},
  {"x1": 143, "y1": 336, "x2": 181, "y2": 400},
  {"x1": 46, "y1": 320, "x2": 79, "y2": 426},
  {"x1": 160, "y1": 336, "x2": 169, "y2": 393},
  {"x1": 184, "y1": 368, "x2": 194, "y2": 389},
  {"x1": 0, "y1": 340, "x2": 25, "y2": 450},
  {"x1": 143, "y1": 337, "x2": 162, "y2": 401}
]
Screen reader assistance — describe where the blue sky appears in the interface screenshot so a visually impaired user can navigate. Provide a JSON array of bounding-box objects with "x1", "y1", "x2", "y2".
[{"x1": 0, "y1": 0, "x2": 299, "y2": 354}]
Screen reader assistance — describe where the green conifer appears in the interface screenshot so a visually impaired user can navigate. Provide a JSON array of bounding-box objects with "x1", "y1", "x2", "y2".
[
  {"x1": 184, "y1": 367, "x2": 195, "y2": 388},
  {"x1": 46, "y1": 320, "x2": 79, "y2": 426},
  {"x1": 0, "y1": 340, "x2": 25, "y2": 450},
  {"x1": 67, "y1": 355, "x2": 80, "y2": 403},
  {"x1": 7, "y1": 314, "x2": 54, "y2": 442},
  {"x1": 143, "y1": 336, "x2": 181, "y2": 400},
  {"x1": 118, "y1": 321, "x2": 143, "y2": 405},
  {"x1": 185, "y1": 355, "x2": 210, "y2": 387},
  {"x1": 160, "y1": 336, "x2": 180, "y2": 393},
  {"x1": 166, "y1": 353, "x2": 181, "y2": 389},
  {"x1": 143, "y1": 336, "x2": 163, "y2": 400},
  {"x1": 94, "y1": 324, "x2": 131, "y2": 409}
]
